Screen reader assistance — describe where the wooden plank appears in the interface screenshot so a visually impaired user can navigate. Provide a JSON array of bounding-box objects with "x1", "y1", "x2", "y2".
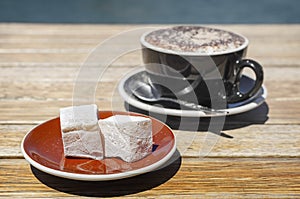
[
  {"x1": 0, "y1": 95, "x2": 299, "y2": 124},
  {"x1": 0, "y1": 66, "x2": 139, "y2": 82},
  {"x1": 0, "y1": 24, "x2": 299, "y2": 198},
  {"x1": 0, "y1": 53, "x2": 88, "y2": 63},
  {"x1": 0, "y1": 48, "x2": 297, "y2": 67},
  {"x1": 2, "y1": 124, "x2": 299, "y2": 158},
  {"x1": 0, "y1": 49, "x2": 298, "y2": 68},
  {"x1": 0, "y1": 96, "x2": 299, "y2": 124},
  {"x1": 1, "y1": 65, "x2": 299, "y2": 81},
  {"x1": 176, "y1": 125, "x2": 300, "y2": 158},
  {"x1": 0, "y1": 24, "x2": 299, "y2": 39},
  {"x1": 0, "y1": 23, "x2": 135, "y2": 34},
  {"x1": 0, "y1": 125, "x2": 32, "y2": 158},
  {"x1": 1, "y1": 66, "x2": 299, "y2": 100},
  {"x1": 0, "y1": 24, "x2": 299, "y2": 67},
  {"x1": 0, "y1": 158, "x2": 299, "y2": 198},
  {"x1": 1, "y1": 65, "x2": 299, "y2": 123}
]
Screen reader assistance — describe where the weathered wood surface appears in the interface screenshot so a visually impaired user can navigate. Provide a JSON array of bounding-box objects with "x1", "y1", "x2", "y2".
[
  {"x1": 0, "y1": 24, "x2": 299, "y2": 198},
  {"x1": 0, "y1": 158, "x2": 299, "y2": 198},
  {"x1": 1, "y1": 124, "x2": 300, "y2": 158}
]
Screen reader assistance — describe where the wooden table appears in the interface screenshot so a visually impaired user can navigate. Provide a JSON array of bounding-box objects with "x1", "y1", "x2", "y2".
[{"x1": 0, "y1": 24, "x2": 299, "y2": 198}]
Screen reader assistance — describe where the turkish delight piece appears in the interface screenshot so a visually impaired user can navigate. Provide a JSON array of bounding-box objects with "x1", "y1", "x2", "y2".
[
  {"x1": 60, "y1": 104, "x2": 99, "y2": 132},
  {"x1": 60, "y1": 104, "x2": 103, "y2": 160},
  {"x1": 98, "y1": 115, "x2": 152, "y2": 162},
  {"x1": 62, "y1": 130, "x2": 103, "y2": 160}
]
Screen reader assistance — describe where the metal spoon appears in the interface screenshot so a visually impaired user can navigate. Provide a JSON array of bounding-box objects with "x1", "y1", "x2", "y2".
[{"x1": 129, "y1": 77, "x2": 228, "y2": 116}]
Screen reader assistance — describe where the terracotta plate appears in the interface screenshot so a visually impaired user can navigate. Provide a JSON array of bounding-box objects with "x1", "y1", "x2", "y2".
[{"x1": 21, "y1": 111, "x2": 176, "y2": 181}]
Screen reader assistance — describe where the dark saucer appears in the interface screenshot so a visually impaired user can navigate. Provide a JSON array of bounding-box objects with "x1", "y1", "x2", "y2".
[{"x1": 118, "y1": 69, "x2": 267, "y2": 117}]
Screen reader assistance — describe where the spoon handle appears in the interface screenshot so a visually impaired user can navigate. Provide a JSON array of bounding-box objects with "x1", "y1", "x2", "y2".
[{"x1": 160, "y1": 97, "x2": 228, "y2": 116}]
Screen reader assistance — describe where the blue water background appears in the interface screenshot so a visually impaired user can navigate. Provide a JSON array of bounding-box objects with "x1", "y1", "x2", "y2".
[{"x1": 0, "y1": 0, "x2": 299, "y2": 23}]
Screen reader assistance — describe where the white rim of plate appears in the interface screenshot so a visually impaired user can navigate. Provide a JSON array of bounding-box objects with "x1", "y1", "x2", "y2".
[
  {"x1": 118, "y1": 68, "x2": 267, "y2": 117},
  {"x1": 21, "y1": 117, "x2": 177, "y2": 181}
]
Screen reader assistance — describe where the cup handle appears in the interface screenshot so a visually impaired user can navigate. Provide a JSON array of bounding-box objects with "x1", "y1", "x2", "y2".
[{"x1": 228, "y1": 59, "x2": 264, "y2": 103}]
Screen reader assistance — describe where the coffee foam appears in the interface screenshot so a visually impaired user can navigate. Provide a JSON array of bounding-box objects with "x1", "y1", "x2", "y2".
[{"x1": 143, "y1": 26, "x2": 247, "y2": 55}]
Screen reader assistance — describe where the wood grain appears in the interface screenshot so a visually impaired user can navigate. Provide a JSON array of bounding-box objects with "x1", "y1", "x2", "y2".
[
  {"x1": 1, "y1": 124, "x2": 299, "y2": 159},
  {"x1": 0, "y1": 158, "x2": 299, "y2": 198},
  {"x1": 0, "y1": 65, "x2": 299, "y2": 123},
  {"x1": 0, "y1": 24, "x2": 299, "y2": 67},
  {"x1": 0, "y1": 24, "x2": 299, "y2": 198}
]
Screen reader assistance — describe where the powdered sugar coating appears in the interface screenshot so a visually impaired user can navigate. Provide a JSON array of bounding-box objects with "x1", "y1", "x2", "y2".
[
  {"x1": 98, "y1": 115, "x2": 152, "y2": 163},
  {"x1": 144, "y1": 26, "x2": 246, "y2": 54}
]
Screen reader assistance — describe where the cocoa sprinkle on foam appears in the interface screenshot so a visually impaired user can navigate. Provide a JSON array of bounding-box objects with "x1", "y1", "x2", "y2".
[{"x1": 145, "y1": 26, "x2": 245, "y2": 54}]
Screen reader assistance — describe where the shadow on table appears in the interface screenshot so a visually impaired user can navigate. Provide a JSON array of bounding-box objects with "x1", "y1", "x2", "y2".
[
  {"x1": 126, "y1": 102, "x2": 269, "y2": 138},
  {"x1": 31, "y1": 150, "x2": 181, "y2": 197}
]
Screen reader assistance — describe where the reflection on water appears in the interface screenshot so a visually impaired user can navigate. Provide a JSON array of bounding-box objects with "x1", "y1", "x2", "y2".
[{"x1": 0, "y1": 0, "x2": 299, "y2": 23}]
